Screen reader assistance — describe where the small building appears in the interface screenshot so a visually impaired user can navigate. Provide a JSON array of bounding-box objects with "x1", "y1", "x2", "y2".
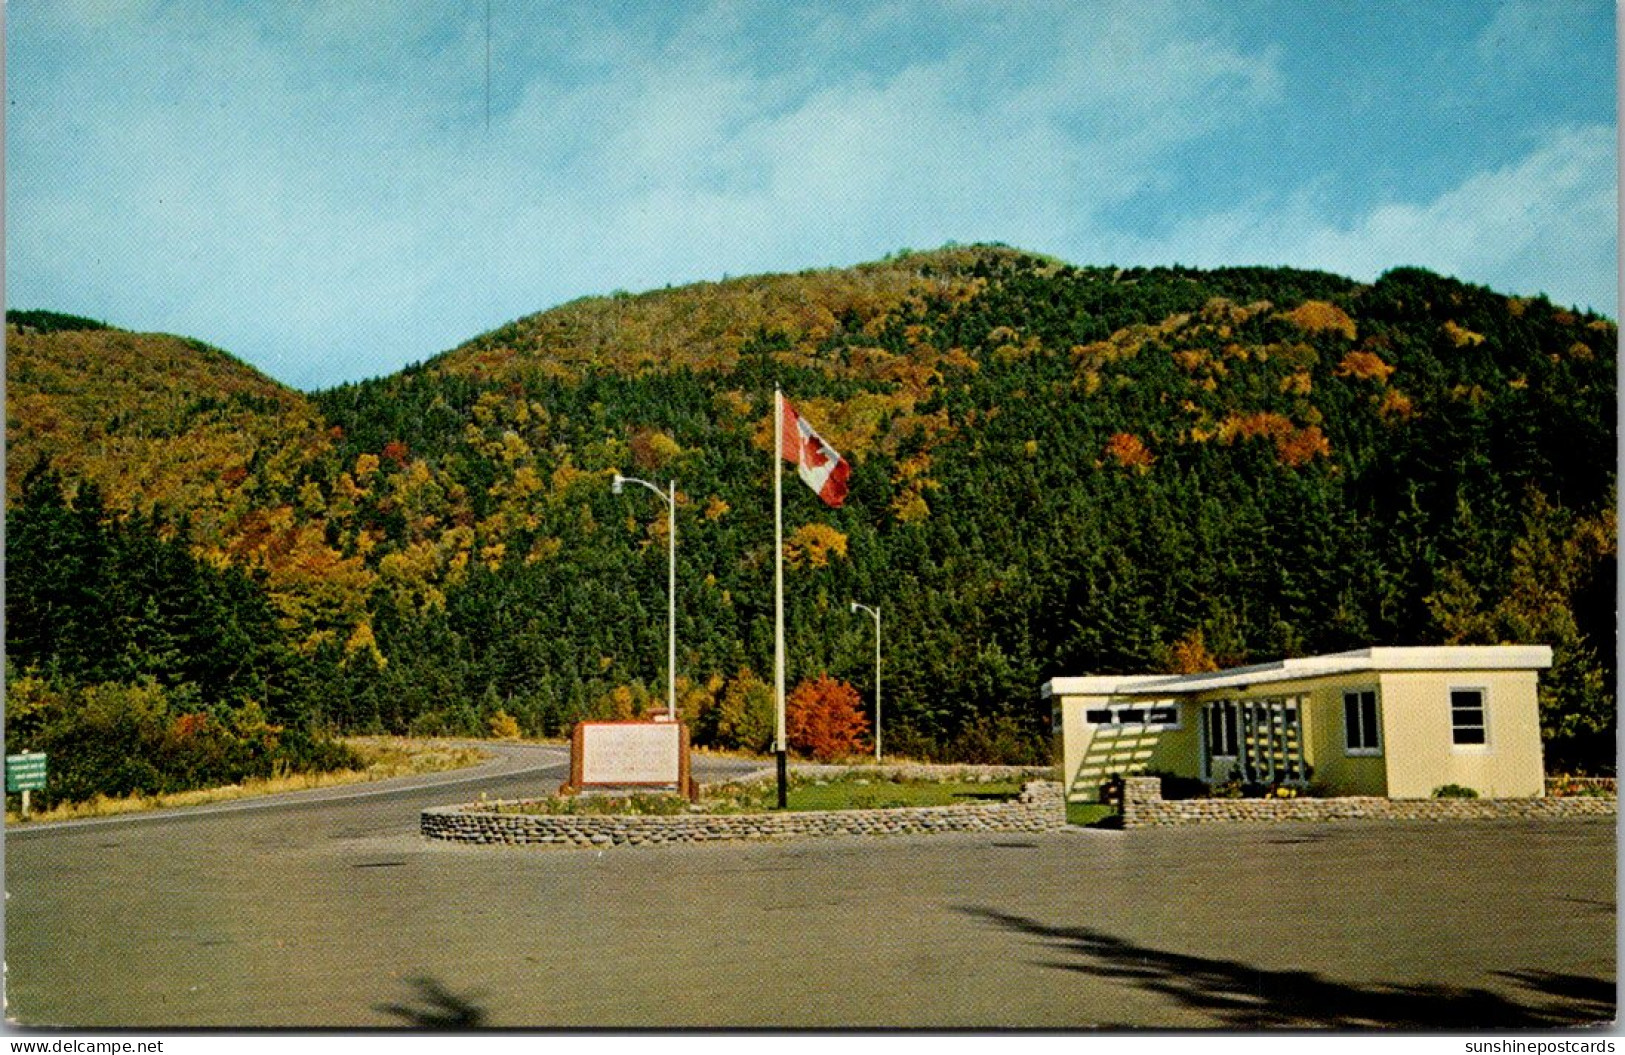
[{"x1": 1043, "y1": 646, "x2": 1552, "y2": 801}]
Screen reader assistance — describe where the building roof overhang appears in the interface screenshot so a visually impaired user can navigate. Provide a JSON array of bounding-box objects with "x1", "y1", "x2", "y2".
[{"x1": 1040, "y1": 645, "x2": 1554, "y2": 700}]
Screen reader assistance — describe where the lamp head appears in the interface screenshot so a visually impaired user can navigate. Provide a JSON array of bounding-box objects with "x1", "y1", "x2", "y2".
[
  {"x1": 611, "y1": 473, "x2": 624, "y2": 495},
  {"x1": 849, "y1": 602, "x2": 859, "y2": 614}
]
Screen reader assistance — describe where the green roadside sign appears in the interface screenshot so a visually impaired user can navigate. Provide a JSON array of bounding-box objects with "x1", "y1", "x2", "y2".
[{"x1": 7, "y1": 752, "x2": 48, "y2": 793}]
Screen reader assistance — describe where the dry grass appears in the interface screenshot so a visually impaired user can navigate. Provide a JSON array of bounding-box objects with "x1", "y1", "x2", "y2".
[{"x1": 5, "y1": 736, "x2": 491, "y2": 825}]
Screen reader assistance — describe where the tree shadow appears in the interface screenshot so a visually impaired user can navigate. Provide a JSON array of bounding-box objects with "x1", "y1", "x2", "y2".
[
  {"x1": 1496, "y1": 970, "x2": 1617, "y2": 1025},
  {"x1": 958, "y1": 907, "x2": 1614, "y2": 1029},
  {"x1": 375, "y1": 976, "x2": 488, "y2": 1029}
]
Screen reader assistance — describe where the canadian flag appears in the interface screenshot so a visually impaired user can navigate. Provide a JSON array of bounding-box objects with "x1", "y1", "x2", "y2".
[{"x1": 779, "y1": 395, "x2": 850, "y2": 508}]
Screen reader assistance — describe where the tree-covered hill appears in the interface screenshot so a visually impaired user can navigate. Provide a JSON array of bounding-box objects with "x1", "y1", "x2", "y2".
[
  {"x1": 7, "y1": 247, "x2": 1617, "y2": 777},
  {"x1": 6, "y1": 315, "x2": 326, "y2": 524}
]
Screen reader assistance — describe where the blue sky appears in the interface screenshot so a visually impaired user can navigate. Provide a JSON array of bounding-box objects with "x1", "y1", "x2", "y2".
[{"x1": 7, "y1": 0, "x2": 1617, "y2": 390}]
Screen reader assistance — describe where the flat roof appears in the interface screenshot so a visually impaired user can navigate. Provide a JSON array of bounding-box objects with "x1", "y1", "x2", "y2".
[{"x1": 1041, "y1": 645, "x2": 1553, "y2": 699}]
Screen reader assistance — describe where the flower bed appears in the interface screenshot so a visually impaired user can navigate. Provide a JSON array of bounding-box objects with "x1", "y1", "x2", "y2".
[{"x1": 1546, "y1": 776, "x2": 1617, "y2": 798}]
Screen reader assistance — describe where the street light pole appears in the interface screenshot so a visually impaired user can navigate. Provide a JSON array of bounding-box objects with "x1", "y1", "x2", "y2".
[
  {"x1": 613, "y1": 472, "x2": 677, "y2": 721},
  {"x1": 849, "y1": 602, "x2": 881, "y2": 761}
]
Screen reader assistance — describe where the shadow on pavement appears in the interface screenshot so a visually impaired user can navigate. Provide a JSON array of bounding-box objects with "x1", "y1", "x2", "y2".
[
  {"x1": 375, "y1": 976, "x2": 488, "y2": 1028},
  {"x1": 1496, "y1": 970, "x2": 1617, "y2": 1024},
  {"x1": 958, "y1": 907, "x2": 1614, "y2": 1029}
]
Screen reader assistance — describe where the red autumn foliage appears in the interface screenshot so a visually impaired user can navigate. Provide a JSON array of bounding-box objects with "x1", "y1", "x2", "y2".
[
  {"x1": 1104, "y1": 431, "x2": 1155, "y2": 471},
  {"x1": 170, "y1": 712, "x2": 212, "y2": 740},
  {"x1": 786, "y1": 675, "x2": 870, "y2": 761},
  {"x1": 382, "y1": 440, "x2": 410, "y2": 466},
  {"x1": 1217, "y1": 412, "x2": 1331, "y2": 467}
]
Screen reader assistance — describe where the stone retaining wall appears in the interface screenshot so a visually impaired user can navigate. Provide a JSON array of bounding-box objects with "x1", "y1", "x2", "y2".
[
  {"x1": 423, "y1": 780, "x2": 1065, "y2": 847},
  {"x1": 1121, "y1": 776, "x2": 1617, "y2": 828}
]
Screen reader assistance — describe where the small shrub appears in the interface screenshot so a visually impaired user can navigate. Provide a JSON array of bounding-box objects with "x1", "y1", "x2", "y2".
[
  {"x1": 1433, "y1": 783, "x2": 1479, "y2": 799},
  {"x1": 487, "y1": 710, "x2": 521, "y2": 740}
]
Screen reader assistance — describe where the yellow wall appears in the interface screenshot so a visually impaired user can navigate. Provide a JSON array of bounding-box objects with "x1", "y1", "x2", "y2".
[
  {"x1": 1187, "y1": 681, "x2": 1383, "y2": 796},
  {"x1": 1056, "y1": 695, "x2": 1200, "y2": 802},
  {"x1": 1295, "y1": 681, "x2": 1388, "y2": 797},
  {"x1": 1377, "y1": 670, "x2": 1545, "y2": 798},
  {"x1": 1056, "y1": 666, "x2": 1546, "y2": 801}
]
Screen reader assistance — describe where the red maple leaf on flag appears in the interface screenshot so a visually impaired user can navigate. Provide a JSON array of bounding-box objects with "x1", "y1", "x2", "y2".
[{"x1": 779, "y1": 397, "x2": 850, "y2": 508}]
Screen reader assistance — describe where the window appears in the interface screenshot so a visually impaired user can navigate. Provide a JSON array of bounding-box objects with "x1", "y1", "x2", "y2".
[
  {"x1": 1344, "y1": 689, "x2": 1380, "y2": 754},
  {"x1": 1451, "y1": 689, "x2": 1487, "y2": 746},
  {"x1": 1206, "y1": 702, "x2": 1239, "y2": 757},
  {"x1": 1088, "y1": 704, "x2": 1181, "y2": 730}
]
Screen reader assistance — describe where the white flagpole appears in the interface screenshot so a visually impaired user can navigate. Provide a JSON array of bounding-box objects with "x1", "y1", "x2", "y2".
[{"x1": 773, "y1": 386, "x2": 788, "y2": 808}]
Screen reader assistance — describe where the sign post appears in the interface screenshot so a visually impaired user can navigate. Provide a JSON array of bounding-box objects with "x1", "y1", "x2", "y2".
[{"x1": 7, "y1": 752, "x2": 48, "y2": 819}]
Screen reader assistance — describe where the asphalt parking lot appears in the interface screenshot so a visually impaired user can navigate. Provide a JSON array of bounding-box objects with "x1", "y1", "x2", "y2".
[{"x1": 4, "y1": 754, "x2": 1614, "y2": 1029}]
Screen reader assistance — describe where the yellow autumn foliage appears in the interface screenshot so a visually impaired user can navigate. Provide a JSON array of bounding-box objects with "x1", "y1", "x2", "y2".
[
  {"x1": 1278, "y1": 301, "x2": 1357, "y2": 340},
  {"x1": 1335, "y1": 351, "x2": 1396, "y2": 383},
  {"x1": 1442, "y1": 320, "x2": 1486, "y2": 348},
  {"x1": 785, "y1": 522, "x2": 849, "y2": 569}
]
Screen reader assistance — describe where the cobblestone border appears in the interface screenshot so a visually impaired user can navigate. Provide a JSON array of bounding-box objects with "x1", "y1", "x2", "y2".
[
  {"x1": 1121, "y1": 776, "x2": 1617, "y2": 828},
  {"x1": 422, "y1": 780, "x2": 1065, "y2": 847}
]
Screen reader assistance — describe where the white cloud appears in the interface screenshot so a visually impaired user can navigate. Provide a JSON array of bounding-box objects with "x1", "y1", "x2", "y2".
[
  {"x1": 1104, "y1": 124, "x2": 1618, "y2": 313},
  {"x1": 14, "y1": 1, "x2": 1614, "y2": 390}
]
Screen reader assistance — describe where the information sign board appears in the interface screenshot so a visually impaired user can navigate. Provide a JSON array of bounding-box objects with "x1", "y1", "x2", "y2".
[
  {"x1": 562, "y1": 721, "x2": 696, "y2": 800},
  {"x1": 6, "y1": 752, "x2": 47, "y2": 793}
]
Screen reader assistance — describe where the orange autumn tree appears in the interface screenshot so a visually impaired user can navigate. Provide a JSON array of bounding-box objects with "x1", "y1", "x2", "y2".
[
  {"x1": 1104, "y1": 431, "x2": 1155, "y2": 472},
  {"x1": 785, "y1": 675, "x2": 870, "y2": 761}
]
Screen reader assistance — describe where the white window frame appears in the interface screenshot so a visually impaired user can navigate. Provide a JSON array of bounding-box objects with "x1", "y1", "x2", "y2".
[
  {"x1": 1342, "y1": 687, "x2": 1382, "y2": 756},
  {"x1": 1206, "y1": 701, "x2": 1240, "y2": 758},
  {"x1": 1449, "y1": 686, "x2": 1490, "y2": 750},
  {"x1": 1087, "y1": 702, "x2": 1182, "y2": 732}
]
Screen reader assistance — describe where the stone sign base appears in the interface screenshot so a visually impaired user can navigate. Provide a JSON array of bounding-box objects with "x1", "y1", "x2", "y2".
[{"x1": 559, "y1": 719, "x2": 698, "y2": 801}]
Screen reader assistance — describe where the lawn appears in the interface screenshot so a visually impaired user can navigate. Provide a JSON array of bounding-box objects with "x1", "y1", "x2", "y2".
[
  {"x1": 781, "y1": 779, "x2": 1023, "y2": 811},
  {"x1": 1066, "y1": 802, "x2": 1120, "y2": 827},
  {"x1": 499, "y1": 776, "x2": 1025, "y2": 817}
]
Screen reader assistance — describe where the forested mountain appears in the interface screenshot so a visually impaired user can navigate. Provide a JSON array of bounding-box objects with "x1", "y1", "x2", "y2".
[{"x1": 7, "y1": 246, "x2": 1617, "y2": 780}]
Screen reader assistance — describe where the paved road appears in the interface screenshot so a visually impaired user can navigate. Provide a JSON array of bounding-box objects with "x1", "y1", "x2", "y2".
[{"x1": 4, "y1": 750, "x2": 1615, "y2": 1029}]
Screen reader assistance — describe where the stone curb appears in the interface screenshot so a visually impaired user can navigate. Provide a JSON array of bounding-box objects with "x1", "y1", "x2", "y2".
[
  {"x1": 1119, "y1": 775, "x2": 1618, "y2": 828},
  {"x1": 422, "y1": 780, "x2": 1066, "y2": 848}
]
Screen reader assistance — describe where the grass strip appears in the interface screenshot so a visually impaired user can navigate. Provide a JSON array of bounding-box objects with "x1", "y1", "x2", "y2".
[{"x1": 497, "y1": 777, "x2": 1024, "y2": 817}]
